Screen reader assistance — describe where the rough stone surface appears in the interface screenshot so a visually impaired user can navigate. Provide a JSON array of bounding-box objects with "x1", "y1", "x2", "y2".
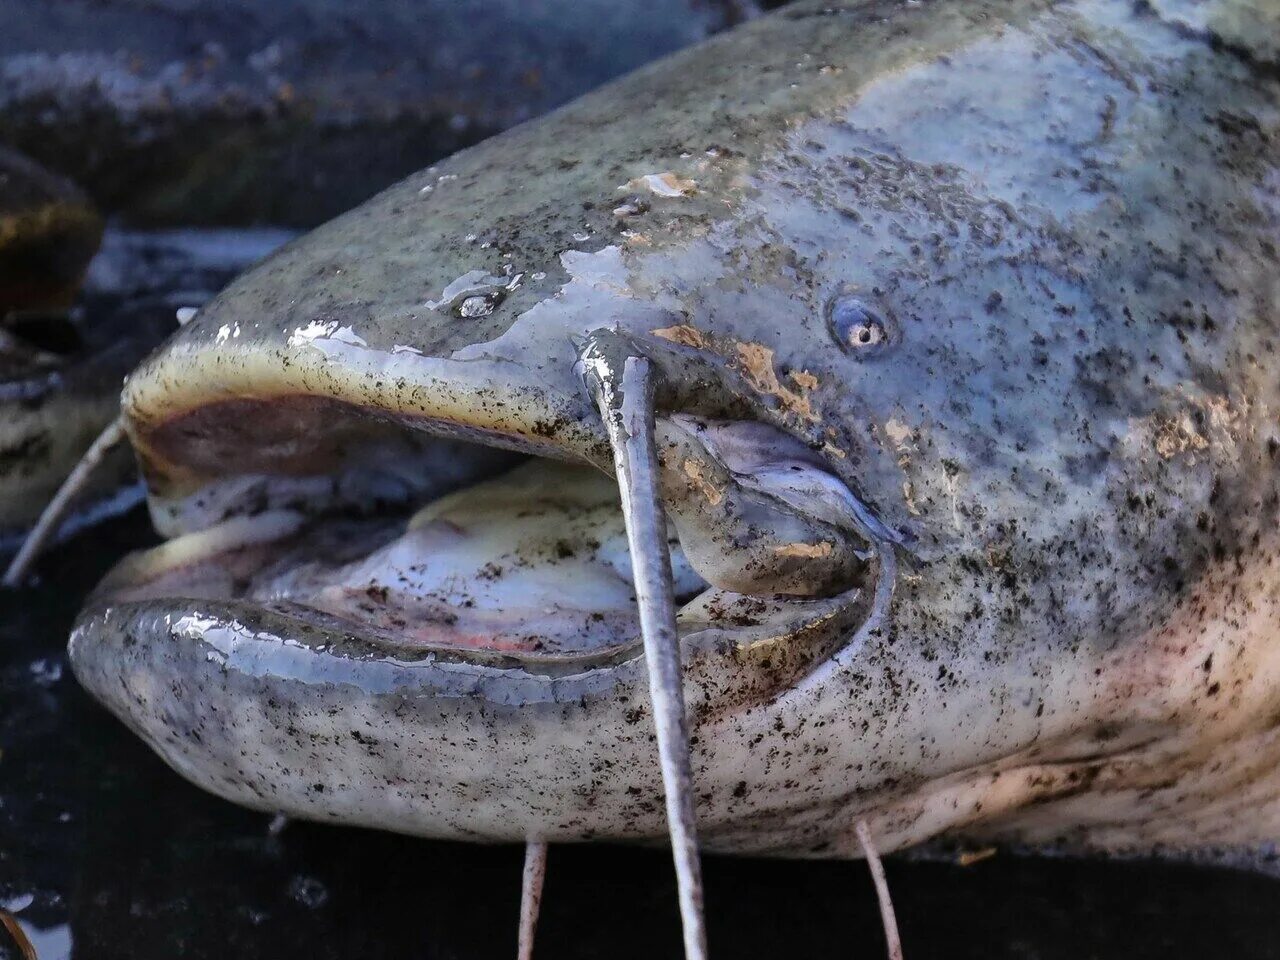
[
  {"x1": 0, "y1": 146, "x2": 101, "y2": 317},
  {"x1": 0, "y1": 0, "x2": 764, "y2": 226}
]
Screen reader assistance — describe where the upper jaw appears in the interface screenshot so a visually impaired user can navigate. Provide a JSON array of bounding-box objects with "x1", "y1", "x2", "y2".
[{"x1": 122, "y1": 327, "x2": 612, "y2": 535}]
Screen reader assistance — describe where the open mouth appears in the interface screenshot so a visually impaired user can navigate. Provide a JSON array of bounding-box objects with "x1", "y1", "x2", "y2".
[
  {"x1": 86, "y1": 388, "x2": 881, "y2": 673},
  {"x1": 66, "y1": 323, "x2": 891, "y2": 956},
  {"x1": 71, "y1": 314, "x2": 889, "y2": 678},
  {"x1": 94, "y1": 458, "x2": 710, "y2": 664}
]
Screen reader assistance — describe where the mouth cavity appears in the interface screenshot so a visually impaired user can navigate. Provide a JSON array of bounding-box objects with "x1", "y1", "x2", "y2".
[{"x1": 92, "y1": 392, "x2": 878, "y2": 669}]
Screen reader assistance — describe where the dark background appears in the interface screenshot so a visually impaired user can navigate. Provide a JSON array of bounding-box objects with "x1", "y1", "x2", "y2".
[{"x1": 0, "y1": 0, "x2": 772, "y2": 226}]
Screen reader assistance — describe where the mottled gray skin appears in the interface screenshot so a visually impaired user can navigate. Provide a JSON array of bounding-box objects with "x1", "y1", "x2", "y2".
[{"x1": 72, "y1": 0, "x2": 1280, "y2": 860}]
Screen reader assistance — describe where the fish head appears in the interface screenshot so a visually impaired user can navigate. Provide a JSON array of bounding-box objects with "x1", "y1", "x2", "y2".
[
  {"x1": 69, "y1": 0, "x2": 1280, "y2": 858},
  {"x1": 68, "y1": 169, "x2": 896, "y2": 852}
]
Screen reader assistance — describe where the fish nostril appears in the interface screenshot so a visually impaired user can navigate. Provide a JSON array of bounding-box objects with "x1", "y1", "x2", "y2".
[
  {"x1": 454, "y1": 290, "x2": 505, "y2": 318},
  {"x1": 826, "y1": 293, "x2": 892, "y2": 358}
]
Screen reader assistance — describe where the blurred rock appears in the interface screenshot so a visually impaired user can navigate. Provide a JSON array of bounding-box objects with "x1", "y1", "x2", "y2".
[
  {"x1": 0, "y1": 0, "x2": 766, "y2": 227},
  {"x1": 0, "y1": 227, "x2": 293, "y2": 537},
  {"x1": 0, "y1": 146, "x2": 102, "y2": 318},
  {"x1": 83, "y1": 227, "x2": 296, "y2": 303}
]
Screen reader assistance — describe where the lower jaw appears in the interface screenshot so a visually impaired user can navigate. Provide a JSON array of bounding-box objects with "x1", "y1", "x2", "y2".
[
  {"x1": 70, "y1": 593, "x2": 1179, "y2": 859},
  {"x1": 67, "y1": 458, "x2": 879, "y2": 844},
  {"x1": 67, "y1": 584, "x2": 870, "y2": 850},
  {"x1": 70, "y1": 386, "x2": 894, "y2": 848},
  {"x1": 80, "y1": 535, "x2": 1227, "y2": 858},
  {"x1": 67, "y1": 513, "x2": 880, "y2": 852}
]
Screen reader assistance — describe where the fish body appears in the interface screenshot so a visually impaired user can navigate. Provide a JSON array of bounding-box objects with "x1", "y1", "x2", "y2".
[{"x1": 70, "y1": 0, "x2": 1280, "y2": 864}]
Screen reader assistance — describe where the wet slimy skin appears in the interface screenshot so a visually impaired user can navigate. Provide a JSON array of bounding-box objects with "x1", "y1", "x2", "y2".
[{"x1": 70, "y1": 0, "x2": 1280, "y2": 863}]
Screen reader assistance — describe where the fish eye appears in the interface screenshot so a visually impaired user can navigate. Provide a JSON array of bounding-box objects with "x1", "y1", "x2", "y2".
[
  {"x1": 827, "y1": 294, "x2": 890, "y2": 357},
  {"x1": 851, "y1": 321, "x2": 883, "y2": 346}
]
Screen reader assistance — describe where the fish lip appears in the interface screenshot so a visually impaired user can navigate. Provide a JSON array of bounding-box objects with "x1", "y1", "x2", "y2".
[
  {"x1": 73, "y1": 508, "x2": 878, "y2": 676},
  {"x1": 118, "y1": 290, "x2": 638, "y2": 511},
  {"x1": 70, "y1": 571, "x2": 874, "y2": 695},
  {"x1": 119, "y1": 334, "x2": 618, "y2": 540}
]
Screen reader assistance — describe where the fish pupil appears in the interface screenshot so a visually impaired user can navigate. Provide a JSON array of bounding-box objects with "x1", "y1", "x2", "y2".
[{"x1": 827, "y1": 294, "x2": 888, "y2": 355}]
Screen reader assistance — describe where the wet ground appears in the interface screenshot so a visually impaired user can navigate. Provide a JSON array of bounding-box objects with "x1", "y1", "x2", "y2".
[{"x1": 2, "y1": 507, "x2": 1278, "y2": 960}]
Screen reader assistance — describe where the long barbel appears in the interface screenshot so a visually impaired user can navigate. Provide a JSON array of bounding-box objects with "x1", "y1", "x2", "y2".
[
  {"x1": 579, "y1": 332, "x2": 708, "y2": 960},
  {"x1": 517, "y1": 841, "x2": 548, "y2": 960},
  {"x1": 2, "y1": 415, "x2": 125, "y2": 587},
  {"x1": 856, "y1": 819, "x2": 904, "y2": 960}
]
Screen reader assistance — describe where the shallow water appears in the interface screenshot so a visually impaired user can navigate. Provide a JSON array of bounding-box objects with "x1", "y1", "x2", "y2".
[{"x1": 1, "y1": 507, "x2": 1278, "y2": 960}]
